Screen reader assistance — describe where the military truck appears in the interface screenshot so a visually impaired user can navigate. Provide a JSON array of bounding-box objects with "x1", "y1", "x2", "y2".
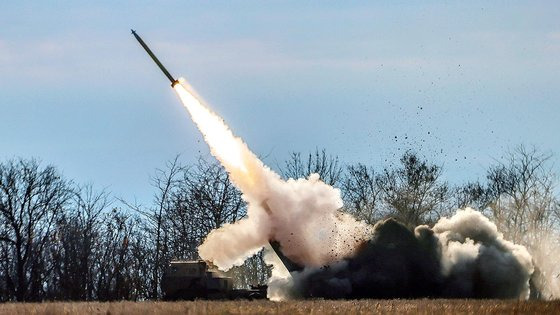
[
  {"x1": 161, "y1": 260, "x2": 266, "y2": 300},
  {"x1": 161, "y1": 241, "x2": 300, "y2": 300}
]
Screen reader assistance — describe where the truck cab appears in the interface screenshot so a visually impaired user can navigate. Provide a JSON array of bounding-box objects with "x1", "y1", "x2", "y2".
[{"x1": 161, "y1": 260, "x2": 233, "y2": 300}]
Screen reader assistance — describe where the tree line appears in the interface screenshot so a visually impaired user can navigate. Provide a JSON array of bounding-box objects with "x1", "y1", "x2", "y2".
[{"x1": 0, "y1": 145, "x2": 558, "y2": 301}]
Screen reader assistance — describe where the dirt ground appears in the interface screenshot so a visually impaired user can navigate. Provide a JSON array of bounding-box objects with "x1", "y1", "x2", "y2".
[{"x1": 1, "y1": 299, "x2": 559, "y2": 315}]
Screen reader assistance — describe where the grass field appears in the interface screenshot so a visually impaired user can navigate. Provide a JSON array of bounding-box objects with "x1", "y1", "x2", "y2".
[{"x1": 1, "y1": 299, "x2": 559, "y2": 315}]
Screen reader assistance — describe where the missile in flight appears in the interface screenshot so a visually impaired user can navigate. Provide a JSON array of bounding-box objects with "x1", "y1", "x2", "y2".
[{"x1": 131, "y1": 29, "x2": 180, "y2": 87}]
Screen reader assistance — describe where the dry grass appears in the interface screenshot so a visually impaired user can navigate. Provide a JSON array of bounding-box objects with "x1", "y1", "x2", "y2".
[{"x1": 1, "y1": 299, "x2": 559, "y2": 315}]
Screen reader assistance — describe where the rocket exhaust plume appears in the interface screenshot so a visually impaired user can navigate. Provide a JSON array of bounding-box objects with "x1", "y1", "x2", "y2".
[
  {"x1": 174, "y1": 80, "x2": 372, "y2": 270},
  {"x1": 133, "y1": 30, "x2": 540, "y2": 300}
]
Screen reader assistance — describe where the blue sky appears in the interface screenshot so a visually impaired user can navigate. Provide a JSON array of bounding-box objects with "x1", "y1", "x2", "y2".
[{"x1": 1, "y1": 2, "x2": 559, "y2": 205}]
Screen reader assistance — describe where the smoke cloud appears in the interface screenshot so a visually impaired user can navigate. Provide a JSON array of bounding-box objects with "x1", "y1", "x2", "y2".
[
  {"x1": 173, "y1": 79, "x2": 537, "y2": 300},
  {"x1": 528, "y1": 233, "x2": 560, "y2": 299},
  {"x1": 278, "y1": 209, "x2": 533, "y2": 300}
]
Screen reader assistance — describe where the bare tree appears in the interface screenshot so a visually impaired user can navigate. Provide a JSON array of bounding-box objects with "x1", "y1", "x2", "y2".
[
  {"x1": 168, "y1": 158, "x2": 245, "y2": 257},
  {"x1": 281, "y1": 149, "x2": 343, "y2": 186},
  {"x1": 94, "y1": 209, "x2": 147, "y2": 301},
  {"x1": 454, "y1": 181, "x2": 493, "y2": 210},
  {"x1": 484, "y1": 146, "x2": 558, "y2": 245},
  {"x1": 148, "y1": 156, "x2": 185, "y2": 299},
  {"x1": 47, "y1": 185, "x2": 111, "y2": 300},
  {"x1": 376, "y1": 151, "x2": 450, "y2": 228},
  {"x1": 341, "y1": 163, "x2": 381, "y2": 224},
  {"x1": 120, "y1": 155, "x2": 186, "y2": 299},
  {"x1": 0, "y1": 158, "x2": 72, "y2": 301}
]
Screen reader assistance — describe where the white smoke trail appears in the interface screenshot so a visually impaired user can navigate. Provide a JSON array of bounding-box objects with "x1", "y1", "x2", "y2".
[{"x1": 173, "y1": 79, "x2": 371, "y2": 272}]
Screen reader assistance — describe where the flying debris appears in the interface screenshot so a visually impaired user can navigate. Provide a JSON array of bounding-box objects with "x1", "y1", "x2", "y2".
[{"x1": 131, "y1": 29, "x2": 180, "y2": 87}]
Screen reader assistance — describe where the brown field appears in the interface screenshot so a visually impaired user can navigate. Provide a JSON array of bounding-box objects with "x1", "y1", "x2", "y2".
[{"x1": 1, "y1": 299, "x2": 559, "y2": 315}]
